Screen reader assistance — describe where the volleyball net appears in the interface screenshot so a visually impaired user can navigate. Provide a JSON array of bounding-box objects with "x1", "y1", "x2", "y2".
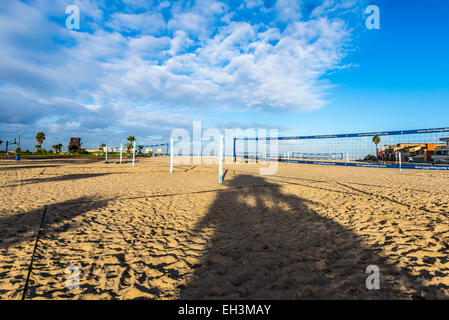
[
  {"x1": 233, "y1": 127, "x2": 449, "y2": 170},
  {"x1": 162, "y1": 127, "x2": 449, "y2": 175}
]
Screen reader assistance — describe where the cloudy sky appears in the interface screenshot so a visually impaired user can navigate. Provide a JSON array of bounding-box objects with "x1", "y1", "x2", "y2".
[{"x1": 0, "y1": 0, "x2": 448, "y2": 150}]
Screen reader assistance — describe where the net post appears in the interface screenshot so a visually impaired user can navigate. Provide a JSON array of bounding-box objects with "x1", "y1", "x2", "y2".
[
  {"x1": 120, "y1": 144, "x2": 122, "y2": 164},
  {"x1": 399, "y1": 152, "x2": 402, "y2": 172},
  {"x1": 132, "y1": 142, "x2": 136, "y2": 166},
  {"x1": 105, "y1": 146, "x2": 108, "y2": 161},
  {"x1": 256, "y1": 135, "x2": 258, "y2": 161},
  {"x1": 233, "y1": 138, "x2": 236, "y2": 163},
  {"x1": 219, "y1": 135, "x2": 224, "y2": 183},
  {"x1": 170, "y1": 139, "x2": 174, "y2": 173}
]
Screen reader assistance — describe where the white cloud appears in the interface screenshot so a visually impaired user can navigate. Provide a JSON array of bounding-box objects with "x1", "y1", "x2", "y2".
[
  {"x1": 99, "y1": 16, "x2": 350, "y2": 110},
  {"x1": 168, "y1": 30, "x2": 194, "y2": 56},
  {"x1": 167, "y1": 0, "x2": 228, "y2": 39},
  {"x1": 107, "y1": 12, "x2": 166, "y2": 34},
  {"x1": 0, "y1": 0, "x2": 363, "y2": 147},
  {"x1": 127, "y1": 35, "x2": 171, "y2": 59},
  {"x1": 273, "y1": 0, "x2": 302, "y2": 22},
  {"x1": 168, "y1": 12, "x2": 209, "y2": 36},
  {"x1": 244, "y1": 0, "x2": 264, "y2": 10}
]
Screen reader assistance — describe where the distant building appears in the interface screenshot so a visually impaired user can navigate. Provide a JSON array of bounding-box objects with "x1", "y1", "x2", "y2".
[
  {"x1": 379, "y1": 142, "x2": 446, "y2": 162},
  {"x1": 86, "y1": 147, "x2": 120, "y2": 153},
  {"x1": 433, "y1": 137, "x2": 449, "y2": 163},
  {"x1": 85, "y1": 147, "x2": 120, "y2": 153},
  {"x1": 377, "y1": 147, "x2": 386, "y2": 160},
  {"x1": 145, "y1": 148, "x2": 162, "y2": 154}
]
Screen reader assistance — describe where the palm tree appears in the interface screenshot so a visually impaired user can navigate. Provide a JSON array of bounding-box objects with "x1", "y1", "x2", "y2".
[
  {"x1": 372, "y1": 135, "x2": 381, "y2": 162},
  {"x1": 126, "y1": 136, "x2": 135, "y2": 154},
  {"x1": 35, "y1": 132, "x2": 46, "y2": 146},
  {"x1": 125, "y1": 142, "x2": 132, "y2": 154},
  {"x1": 52, "y1": 144, "x2": 62, "y2": 154}
]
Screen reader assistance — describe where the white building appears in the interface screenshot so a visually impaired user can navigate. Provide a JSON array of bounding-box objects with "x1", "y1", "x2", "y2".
[
  {"x1": 434, "y1": 137, "x2": 449, "y2": 163},
  {"x1": 86, "y1": 148, "x2": 118, "y2": 153},
  {"x1": 144, "y1": 148, "x2": 163, "y2": 154}
]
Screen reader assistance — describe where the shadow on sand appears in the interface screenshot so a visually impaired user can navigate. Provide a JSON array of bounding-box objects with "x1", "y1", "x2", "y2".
[
  {"x1": 0, "y1": 196, "x2": 110, "y2": 299},
  {"x1": 0, "y1": 159, "x2": 103, "y2": 171},
  {"x1": 180, "y1": 174, "x2": 447, "y2": 299},
  {"x1": 0, "y1": 196, "x2": 109, "y2": 252},
  {"x1": 2, "y1": 174, "x2": 447, "y2": 299},
  {"x1": 4, "y1": 173, "x2": 122, "y2": 188}
]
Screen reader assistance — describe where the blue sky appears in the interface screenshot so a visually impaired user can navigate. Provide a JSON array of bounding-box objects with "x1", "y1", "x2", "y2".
[{"x1": 0, "y1": 0, "x2": 448, "y2": 150}]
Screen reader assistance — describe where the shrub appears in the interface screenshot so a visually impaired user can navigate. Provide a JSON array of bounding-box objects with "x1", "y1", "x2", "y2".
[{"x1": 364, "y1": 154, "x2": 376, "y2": 161}]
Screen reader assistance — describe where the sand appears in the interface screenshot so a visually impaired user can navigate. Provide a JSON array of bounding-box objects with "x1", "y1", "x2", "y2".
[{"x1": 1, "y1": 157, "x2": 449, "y2": 299}]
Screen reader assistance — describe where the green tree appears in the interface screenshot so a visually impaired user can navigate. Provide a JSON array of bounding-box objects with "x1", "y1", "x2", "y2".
[
  {"x1": 99, "y1": 143, "x2": 106, "y2": 152},
  {"x1": 35, "y1": 144, "x2": 42, "y2": 153},
  {"x1": 372, "y1": 135, "x2": 381, "y2": 162},
  {"x1": 52, "y1": 144, "x2": 62, "y2": 153},
  {"x1": 35, "y1": 132, "x2": 46, "y2": 146},
  {"x1": 126, "y1": 136, "x2": 135, "y2": 153},
  {"x1": 125, "y1": 142, "x2": 132, "y2": 154}
]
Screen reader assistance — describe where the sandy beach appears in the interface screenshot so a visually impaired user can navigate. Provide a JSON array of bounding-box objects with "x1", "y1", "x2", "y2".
[{"x1": 1, "y1": 157, "x2": 449, "y2": 299}]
